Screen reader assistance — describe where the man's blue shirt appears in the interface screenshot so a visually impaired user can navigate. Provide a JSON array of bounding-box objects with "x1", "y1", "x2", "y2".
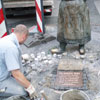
[{"x1": 0, "y1": 33, "x2": 22, "y2": 81}]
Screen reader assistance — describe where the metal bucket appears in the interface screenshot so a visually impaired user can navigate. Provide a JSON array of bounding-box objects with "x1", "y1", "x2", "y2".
[{"x1": 60, "y1": 89, "x2": 90, "y2": 100}]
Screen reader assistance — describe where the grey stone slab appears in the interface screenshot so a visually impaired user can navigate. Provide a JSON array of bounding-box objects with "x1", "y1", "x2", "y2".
[
  {"x1": 24, "y1": 34, "x2": 56, "y2": 47},
  {"x1": 58, "y1": 58, "x2": 83, "y2": 71}
]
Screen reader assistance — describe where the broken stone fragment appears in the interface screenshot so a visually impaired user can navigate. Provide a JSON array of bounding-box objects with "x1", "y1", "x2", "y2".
[
  {"x1": 72, "y1": 51, "x2": 80, "y2": 59},
  {"x1": 37, "y1": 53, "x2": 41, "y2": 56},
  {"x1": 43, "y1": 60, "x2": 49, "y2": 64},
  {"x1": 30, "y1": 53, "x2": 35, "y2": 59},
  {"x1": 48, "y1": 60, "x2": 53, "y2": 65},
  {"x1": 26, "y1": 60, "x2": 31, "y2": 64},
  {"x1": 25, "y1": 67, "x2": 32, "y2": 74},
  {"x1": 53, "y1": 54, "x2": 57, "y2": 58},
  {"x1": 48, "y1": 74, "x2": 53, "y2": 78},
  {"x1": 26, "y1": 71, "x2": 37, "y2": 81},
  {"x1": 22, "y1": 54, "x2": 30, "y2": 61},
  {"x1": 35, "y1": 58, "x2": 39, "y2": 61},
  {"x1": 31, "y1": 64, "x2": 37, "y2": 70},
  {"x1": 86, "y1": 53, "x2": 98, "y2": 63},
  {"x1": 38, "y1": 79, "x2": 46, "y2": 86},
  {"x1": 37, "y1": 68, "x2": 43, "y2": 73},
  {"x1": 26, "y1": 75, "x2": 31, "y2": 81},
  {"x1": 42, "y1": 56, "x2": 47, "y2": 60},
  {"x1": 80, "y1": 55, "x2": 86, "y2": 59},
  {"x1": 57, "y1": 55, "x2": 62, "y2": 59},
  {"x1": 47, "y1": 54, "x2": 52, "y2": 60},
  {"x1": 37, "y1": 55, "x2": 42, "y2": 61},
  {"x1": 22, "y1": 59, "x2": 25, "y2": 64},
  {"x1": 41, "y1": 52, "x2": 46, "y2": 57},
  {"x1": 62, "y1": 52, "x2": 67, "y2": 56}
]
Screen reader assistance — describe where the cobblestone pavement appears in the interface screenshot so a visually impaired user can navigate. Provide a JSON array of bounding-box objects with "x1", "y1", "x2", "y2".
[{"x1": 20, "y1": 0, "x2": 100, "y2": 99}]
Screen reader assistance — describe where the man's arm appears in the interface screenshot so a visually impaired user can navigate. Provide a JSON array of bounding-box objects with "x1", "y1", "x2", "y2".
[
  {"x1": 11, "y1": 69, "x2": 37, "y2": 99},
  {"x1": 11, "y1": 69, "x2": 30, "y2": 88}
]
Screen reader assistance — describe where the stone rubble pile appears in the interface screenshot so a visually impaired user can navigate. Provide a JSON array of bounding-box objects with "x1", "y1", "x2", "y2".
[{"x1": 21, "y1": 52, "x2": 62, "y2": 81}]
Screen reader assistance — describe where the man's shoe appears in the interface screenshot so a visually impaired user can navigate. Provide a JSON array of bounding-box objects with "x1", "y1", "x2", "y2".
[
  {"x1": 58, "y1": 42, "x2": 66, "y2": 54},
  {"x1": 51, "y1": 42, "x2": 66, "y2": 54},
  {"x1": 79, "y1": 45, "x2": 85, "y2": 55},
  {"x1": 51, "y1": 48, "x2": 65, "y2": 54},
  {"x1": 57, "y1": 48, "x2": 65, "y2": 54},
  {"x1": 60, "y1": 42, "x2": 66, "y2": 50}
]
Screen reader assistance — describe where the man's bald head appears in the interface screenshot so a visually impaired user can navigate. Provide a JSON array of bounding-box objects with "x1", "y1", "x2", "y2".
[
  {"x1": 14, "y1": 24, "x2": 29, "y2": 44},
  {"x1": 14, "y1": 24, "x2": 29, "y2": 35}
]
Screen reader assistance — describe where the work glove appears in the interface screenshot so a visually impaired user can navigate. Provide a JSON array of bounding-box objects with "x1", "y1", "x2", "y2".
[{"x1": 25, "y1": 84, "x2": 38, "y2": 100}]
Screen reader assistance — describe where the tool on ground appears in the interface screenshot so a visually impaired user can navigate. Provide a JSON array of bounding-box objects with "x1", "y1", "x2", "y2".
[
  {"x1": 40, "y1": 90, "x2": 48, "y2": 100},
  {"x1": 0, "y1": 87, "x2": 7, "y2": 93}
]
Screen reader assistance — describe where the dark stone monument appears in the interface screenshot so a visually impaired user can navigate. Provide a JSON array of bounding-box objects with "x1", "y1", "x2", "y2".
[{"x1": 57, "y1": 0, "x2": 91, "y2": 54}]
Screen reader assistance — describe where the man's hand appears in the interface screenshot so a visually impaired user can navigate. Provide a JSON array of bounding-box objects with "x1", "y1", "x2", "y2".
[
  {"x1": 30, "y1": 91, "x2": 37, "y2": 100},
  {"x1": 25, "y1": 84, "x2": 38, "y2": 99}
]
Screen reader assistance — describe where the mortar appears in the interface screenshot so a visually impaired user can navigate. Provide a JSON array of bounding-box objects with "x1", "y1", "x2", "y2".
[{"x1": 60, "y1": 89, "x2": 90, "y2": 100}]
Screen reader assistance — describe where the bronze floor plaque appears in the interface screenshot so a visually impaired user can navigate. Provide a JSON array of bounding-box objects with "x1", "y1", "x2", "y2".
[
  {"x1": 55, "y1": 71, "x2": 83, "y2": 88},
  {"x1": 51, "y1": 59, "x2": 87, "y2": 90}
]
